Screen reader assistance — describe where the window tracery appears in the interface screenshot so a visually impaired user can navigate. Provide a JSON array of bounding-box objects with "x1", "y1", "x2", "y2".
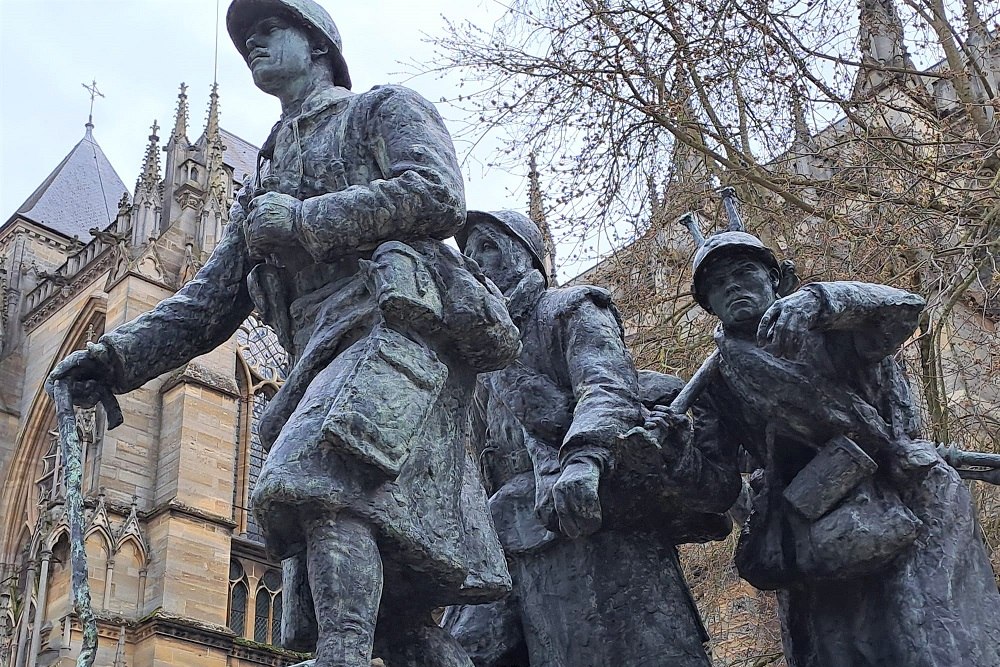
[
  {"x1": 253, "y1": 568, "x2": 282, "y2": 644},
  {"x1": 227, "y1": 557, "x2": 283, "y2": 646},
  {"x1": 234, "y1": 315, "x2": 288, "y2": 542}
]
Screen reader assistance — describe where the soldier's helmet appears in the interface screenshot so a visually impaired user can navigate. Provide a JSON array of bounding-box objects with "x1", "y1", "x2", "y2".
[
  {"x1": 227, "y1": 0, "x2": 352, "y2": 90},
  {"x1": 458, "y1": 210, "x2": 550, "y2": 287},
  {"x1": 691, "y1": 231, "x2": 779, "y2": 311}
]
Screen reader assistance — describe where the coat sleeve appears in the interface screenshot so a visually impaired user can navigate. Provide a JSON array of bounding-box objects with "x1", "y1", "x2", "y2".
[
  {"x1": 101, "y1": 220, "x2": 255, "y2": 393},
  {"x1": 639, "y1": 372, "x2": 743, "y2": 514},
  {"x1": 661, "y1": 391, "x2": 744, "y2": 514},
  {"x1": 295, "y1": 85, "x2": 466, "y2": 260},
  {"x1": 558, "y1": 289, "x2": 642, "y2": 468},
  {"x1": 804, "y1": 281, "x2": 925, "y2": 363}
]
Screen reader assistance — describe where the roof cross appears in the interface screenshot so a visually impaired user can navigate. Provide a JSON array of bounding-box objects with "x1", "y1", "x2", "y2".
[{"x1": 81, "y1": 79, "x2": 105, "y2": 126}]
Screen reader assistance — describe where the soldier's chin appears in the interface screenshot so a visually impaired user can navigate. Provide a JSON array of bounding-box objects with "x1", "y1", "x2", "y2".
[
  {"x1": 251, "y1": 68, "x2": 283, "y2": 94},
  {"x1": 724, "y1": 306, "x2": 762, "y2": 330}
]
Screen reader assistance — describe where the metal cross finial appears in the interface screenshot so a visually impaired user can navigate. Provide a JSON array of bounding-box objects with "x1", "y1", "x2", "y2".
[{"x1": 81, "y1": 79, "x2": 104, "y2": 126}]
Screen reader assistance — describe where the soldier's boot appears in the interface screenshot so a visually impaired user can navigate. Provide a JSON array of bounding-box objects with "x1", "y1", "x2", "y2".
[
  {"x1": 374, "y1": 616, "x2": 475, "y2": 667},
  {"x1": 306, "y1": 513, "x2": 383, "y2": 667}
]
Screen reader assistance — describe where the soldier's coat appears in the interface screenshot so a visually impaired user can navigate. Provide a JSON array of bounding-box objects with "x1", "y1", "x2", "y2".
[
  {"x1": 705, "y1": 281, "x2": 1000, "y2": 667},
  {"x1": 446, "y1": 270, "x2": 736, "y2": 667},
  {"x1": 101, "y1": 82, "x2": 518, "y2": 606}
]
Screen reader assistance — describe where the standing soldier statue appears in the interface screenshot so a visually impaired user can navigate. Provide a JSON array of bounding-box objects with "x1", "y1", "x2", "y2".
[
  {"x1": 444, "y1": 210, "x2": 739, "y2": 667},
  {"x1": 48, "y1": 2, "x2": 522, "y2": 666},
  {"x1": 648, "y1": 192, "x2": 1000, "y2": 667}
]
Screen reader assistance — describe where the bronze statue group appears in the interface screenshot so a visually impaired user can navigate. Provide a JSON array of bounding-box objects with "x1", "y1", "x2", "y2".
[{"x1": 49, "y1": 1, "x2": 1000, "y2": 666}]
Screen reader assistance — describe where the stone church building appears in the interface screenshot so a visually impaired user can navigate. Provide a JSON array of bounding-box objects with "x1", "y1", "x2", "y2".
[{"x1": 0, "y1": 84, "x2": 298, "y2": 667}]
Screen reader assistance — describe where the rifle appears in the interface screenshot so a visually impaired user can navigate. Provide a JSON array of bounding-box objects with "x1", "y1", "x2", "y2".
[{"x1": 937, "y1": 444, "x2": 1000, "y2": 485}]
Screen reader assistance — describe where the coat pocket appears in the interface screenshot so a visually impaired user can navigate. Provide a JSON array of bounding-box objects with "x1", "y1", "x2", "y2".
[{"x1": 320, "y1": 325, "x2": 448, "y2": 478}]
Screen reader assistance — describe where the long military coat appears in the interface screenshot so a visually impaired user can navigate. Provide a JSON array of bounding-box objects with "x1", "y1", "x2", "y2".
[
  {"x1": 704, "y1": 281, "x2": 1000, "y2": 667},
  {"x1": 446, "y1": 270, "x2": 735, "y2": 667},
  {"x1": 100, "y1": 82, "x2": 517, "y2": 606}
]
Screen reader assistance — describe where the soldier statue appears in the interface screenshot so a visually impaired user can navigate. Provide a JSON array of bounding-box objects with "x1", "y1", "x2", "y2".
[
  {"x1": 658, "y1": 210, "x2": 1000, "y2": 667},
  {"x1": 443, "y1": 210, "x2": 739, "y2": 667},
  {"x1": 48, "y1": 2, "x2": 522, "y2": 666}
]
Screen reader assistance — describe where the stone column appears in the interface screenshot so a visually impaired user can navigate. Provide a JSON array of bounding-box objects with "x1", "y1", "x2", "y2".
[
  {"x1": 137, "y1": 568, "x2": 147, "y2": 614},
  {"x1": 13, "y1": 559, "x2": 36, "y2": 667},
  {"x1": 26, "y1": 549, "x2": 51, "y2": 667},
  {"x1": 103, "y1": 559, "x2": 115, "y2": 610}
]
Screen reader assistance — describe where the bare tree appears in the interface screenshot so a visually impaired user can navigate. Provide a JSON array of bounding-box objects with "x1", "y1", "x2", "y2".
[{"x1": 427, "y1": 1, "x2": 1000, "y2": 663}]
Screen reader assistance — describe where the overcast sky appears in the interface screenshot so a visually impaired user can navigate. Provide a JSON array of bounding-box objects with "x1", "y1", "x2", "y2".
[{"x1": 0, "y1": 0, "x2": 526, "y2": 227}]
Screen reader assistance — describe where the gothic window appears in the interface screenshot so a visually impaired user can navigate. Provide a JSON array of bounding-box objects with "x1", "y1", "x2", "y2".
[
  {"x1": 228, "y1": 559, "x2": 248, "y2": 637},
  {"x1": 253, "y1": 569, "x2": 282, "y2": 644},
  {"x1": 34, "y1": 432, "x2": 61, "y2": 505},
  {"x1": 228, "y1": 558, "x2": 283, "y2": 646},
  {"x1": 234, "y1": 315, "x2": 289, "y2": 542}
]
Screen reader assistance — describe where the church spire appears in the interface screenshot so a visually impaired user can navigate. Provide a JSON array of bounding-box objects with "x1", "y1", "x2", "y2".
[
  {"x1": 527, "y1": 153, "x2": 557, "y2": 283},
  {"x1": 171, "y1": 83, "x2": 190, "y2": 144},
  {"x1": 131, "y1": 121, "x2": 163, "y2": 245},
  {"x1": 964, "y1": 0, "x2": 997, "y2": 112},
  {"x1": 668, "y1": 64, "x2": 709, "y2": 185},
  {"x1": 204, "y1": 83, "x2": 228, "y2": 206},
  {"x1": 854, "y1": 0, "x2": 915, "y2": 97},
  {"x1": 791, "y1": 86, "x2": 812, "y2": 149},
  {"x1": 200, "y1": 83, "x2": 230, "y2": 252},
  {"x1": 789, "y1": 87, "x2": 825, "y2": 199},
  {"x1": 205, "y1": 83, "x2": 221, "y2": 148},
  {"x1": 134, "y1": 121, "x2": 161, "y2": 197}
]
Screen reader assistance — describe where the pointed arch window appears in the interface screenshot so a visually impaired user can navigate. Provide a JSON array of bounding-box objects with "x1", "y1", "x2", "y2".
[
  {"x1": 228, "y1": 559, "x2": 249, "y2": 637},
  {"x1": 253, "y1": 568, "x2": 282, "y2": 644},
  {"x1": 234, "y1": 315, "x2": 289, "y2": 542}
]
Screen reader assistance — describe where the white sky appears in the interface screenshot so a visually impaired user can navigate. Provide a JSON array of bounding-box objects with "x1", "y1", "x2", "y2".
[{"x1": 0, "y1": 0, "x2": 526, "y2": 227}]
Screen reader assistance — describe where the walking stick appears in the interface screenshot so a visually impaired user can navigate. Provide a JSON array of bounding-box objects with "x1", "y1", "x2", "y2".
[{"x1": 49, "y1": 379, "x2": 121, "y2": 667}]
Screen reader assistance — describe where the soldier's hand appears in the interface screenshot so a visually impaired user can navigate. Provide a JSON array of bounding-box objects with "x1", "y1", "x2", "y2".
[
  {"x1": 552, "y1": 458, "x2": 602, "y2": 538},
  {"x1": 645, "y1": 405, "x2": 693, "y2": 456},
  {"x1": 246, "y1": 192, "x2": 301, "y2": 259},
  {"x1": 534, "y1": 471, "x2": 560, "y2": 533},
  {"x1": 46, "y1": 342, "x2": 117, "y2": 409},
  {"x1": 756, "y1": 290, "x2": 822, "y2": 358}
]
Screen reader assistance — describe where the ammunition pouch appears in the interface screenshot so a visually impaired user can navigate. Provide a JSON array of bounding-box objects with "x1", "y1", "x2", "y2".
[
  {"x1": 736, "y1": 476, "x2": 920, "y2": 590},
  {"x1": 365, "y1": 239, "x2": 520, "y2": 372}
]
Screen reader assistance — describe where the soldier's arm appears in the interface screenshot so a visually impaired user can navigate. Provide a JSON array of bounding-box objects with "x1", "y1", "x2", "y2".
[
  {"x1": 657, "y1": 390, "x2": 744, "y2": 514},
  {"x1": 100, "y1": 219, "x2": 255, "y2": 393},
  {"x1": 559, "y1": 288, "x2": 642, "y2": 469},
  {"x1": 295, "y1": 85, "x2": 465, "y2": 260},
  {"x1": 804, "y1": 281, "x2": 925, "y2": 362}
]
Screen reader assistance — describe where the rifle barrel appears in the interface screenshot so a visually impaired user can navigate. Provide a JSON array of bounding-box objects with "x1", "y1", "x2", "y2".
[{"x1": 669, "y1": 350, "x2": 720, "y2": 415}]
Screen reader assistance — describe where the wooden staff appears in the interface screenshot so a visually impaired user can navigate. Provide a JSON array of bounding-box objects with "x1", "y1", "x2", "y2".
[{"x1": 50, "y1": 381, "x2": 120, "y2": 667}]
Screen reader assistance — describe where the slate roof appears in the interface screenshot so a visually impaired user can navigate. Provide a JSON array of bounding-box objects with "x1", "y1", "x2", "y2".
[
  {"x1": 9, "y1": 124, "x2": 129, "y2": 242},
  {"x1": 220, "y1": 128, "x2": 259, "y2": 186}
]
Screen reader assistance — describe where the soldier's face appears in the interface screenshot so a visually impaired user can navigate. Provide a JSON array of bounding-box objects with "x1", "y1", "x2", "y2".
[
  {"x1": 466, "y1": 223, "x2": 532, "y2": 294},
  {"x1": 244, "y1": 16, "x2": 314, "y2": 94},
  {"x1": 702, "y1": 256, "x2": 778, "y2": 331}
]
